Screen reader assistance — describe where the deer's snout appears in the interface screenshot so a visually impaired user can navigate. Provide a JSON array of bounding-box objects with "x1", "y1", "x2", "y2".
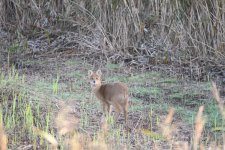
[{"x1": 90, "y1": 80, "x2": 96, "y2": 86}]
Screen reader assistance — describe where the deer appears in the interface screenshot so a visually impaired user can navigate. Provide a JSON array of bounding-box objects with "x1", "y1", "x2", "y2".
[{"x1": 88, "y1": 70, "x2": 128, "y2": 123}]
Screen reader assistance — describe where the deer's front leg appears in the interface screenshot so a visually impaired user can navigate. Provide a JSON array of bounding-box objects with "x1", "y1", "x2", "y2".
[{"x1": 101, "y1": 101, "x2": 111, "y2": 122}]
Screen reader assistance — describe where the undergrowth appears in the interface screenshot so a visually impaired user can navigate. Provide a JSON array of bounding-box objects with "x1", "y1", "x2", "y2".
[{"x1": 0, "y1": 60, "x2": 224, "y2": 149}]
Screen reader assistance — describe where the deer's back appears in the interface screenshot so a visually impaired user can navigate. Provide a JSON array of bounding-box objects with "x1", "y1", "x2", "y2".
[{"x1": 97, "y1": 82, "x2": 128, "y2": 101}]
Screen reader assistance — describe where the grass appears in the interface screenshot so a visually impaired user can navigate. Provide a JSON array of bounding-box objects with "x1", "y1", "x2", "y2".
[
  {"x1": 105, "y1": 63, "x2": 120, "y2": 70},
  {"x1": 130, "y1": 86, "x2": 162, "y2": 96},
  {"x1": 1, "y1": 0, "x2": 224, "y2": 148},
  {"x1": 0, "y1": 59, "x2": 224, "y2": 149}
]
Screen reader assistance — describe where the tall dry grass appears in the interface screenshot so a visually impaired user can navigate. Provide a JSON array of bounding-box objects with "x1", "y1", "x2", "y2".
[{"x1": 0, "y1": 0, "x2": 224, "y2": 78}]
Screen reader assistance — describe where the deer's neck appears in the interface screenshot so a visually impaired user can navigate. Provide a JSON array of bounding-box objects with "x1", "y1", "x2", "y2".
[
  {"x1": 92, "y1": 84, "x2": 103, "y2": 99},
  {"x1": 92, "y1": 84, "x2": 101, "y2": 93}
]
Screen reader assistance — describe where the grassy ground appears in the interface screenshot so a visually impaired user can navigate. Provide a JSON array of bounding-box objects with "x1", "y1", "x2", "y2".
[{"x1": 0, "y1": 57, "x2": 223, "y2": 149}]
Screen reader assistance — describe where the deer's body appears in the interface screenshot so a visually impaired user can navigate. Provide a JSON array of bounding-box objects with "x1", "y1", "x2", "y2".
[{"x1": 88, "y1": 70, "x2": 128, "y2": 123}]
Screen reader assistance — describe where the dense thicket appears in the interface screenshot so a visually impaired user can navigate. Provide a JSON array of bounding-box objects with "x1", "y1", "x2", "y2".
[{"x1": 0, "y1": 0, "x2": 224, "y2": 80}]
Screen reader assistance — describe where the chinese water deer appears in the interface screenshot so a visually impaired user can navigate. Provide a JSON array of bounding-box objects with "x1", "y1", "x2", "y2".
[{"x1": 88, "y1": 70, "x2": 128, "y2": 123}]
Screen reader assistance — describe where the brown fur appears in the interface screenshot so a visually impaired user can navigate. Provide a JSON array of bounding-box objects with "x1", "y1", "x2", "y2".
[{"x1": 88, "y1": 70, "x2": 128, "y2": 123}]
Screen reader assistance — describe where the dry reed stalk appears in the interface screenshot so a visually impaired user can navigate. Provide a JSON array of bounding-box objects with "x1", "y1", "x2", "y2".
[
  {"x1": 88, "y1": 117, "x2": 109, "y2": 150},
  {"x1": 211, "y1": 82, "x2": 225, "y2": 118},
  {"x1": 88, "y1": 141, "x2": 108, "y2": 150},
  {"x1": 199, "y1": 143, "x2": 205, "y2": 150},
  {"x1": 88, "y1": 132, "x2": 108, "y2": 150},
  {"x1": 1, "y1": 0, "x2": 224, "y2": 77},
  {"x1": 100, "y1": 118, "x2": 108, "y2": 138},
  {"x1": 161, "y1": 107, "x2": 175, "y2": 140},
  {"x1": 173, "y1": 141, "x2": 189, "y2": 150},
  {"x1": 211, "y1": 81, "x2": 225, "y2": 150},
  {"x1": 32, "y1": 126, "x2": 58, "y2": 148},
  {"x1": 69, "y1": 133, "x2": 83, "y2": 150},
  {"x1": 193, "y1": 106, "x2": 205, "y2": 150},
  {"x1": 55, "y1": 105, "x2": 79, "y2": 135},
  {"x1": 0, "y1": 122, "x2": 7, "y2": 150}
]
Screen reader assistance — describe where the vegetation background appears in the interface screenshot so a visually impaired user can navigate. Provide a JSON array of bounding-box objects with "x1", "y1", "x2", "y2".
[{"x1": 0, "y1": 0, "x2": 225, "y2": 149}]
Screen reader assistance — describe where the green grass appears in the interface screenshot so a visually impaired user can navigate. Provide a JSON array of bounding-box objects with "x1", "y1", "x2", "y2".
[
  {"x1": 0, "y1": 69, "x2": 50, "y2": 148},
  {"x1": 107, "y1": 72, "x2": 162, "y2": 83},
  {"x1": 0, "y1": 60, "x2": 224, "y2": 149},
  {"x1": 126, "y1": 71, "x2": 223, "y2": 133},
  {"x1": 105, "y1": 63, "x2": 120, "y2": 70},
  {"x1": 130, "y1": 86, "x2": 162, "y2": 96}
]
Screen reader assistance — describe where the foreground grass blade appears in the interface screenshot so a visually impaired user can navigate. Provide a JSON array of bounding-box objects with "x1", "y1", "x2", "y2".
[
  {"x1": 33, "y1": 127, "x2": 58, "y2": 147},
  {"x1": 0, "y1": 122, "x2": 7, "y2": 150}
]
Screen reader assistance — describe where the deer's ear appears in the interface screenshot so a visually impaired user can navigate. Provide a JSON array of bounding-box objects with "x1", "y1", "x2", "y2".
[
  {"x1": 96, "y1": 69, "x2": 102, "y2": 76},
  {"x1": 88, "y1": 70, "x2": 93, "y2": 78}
]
